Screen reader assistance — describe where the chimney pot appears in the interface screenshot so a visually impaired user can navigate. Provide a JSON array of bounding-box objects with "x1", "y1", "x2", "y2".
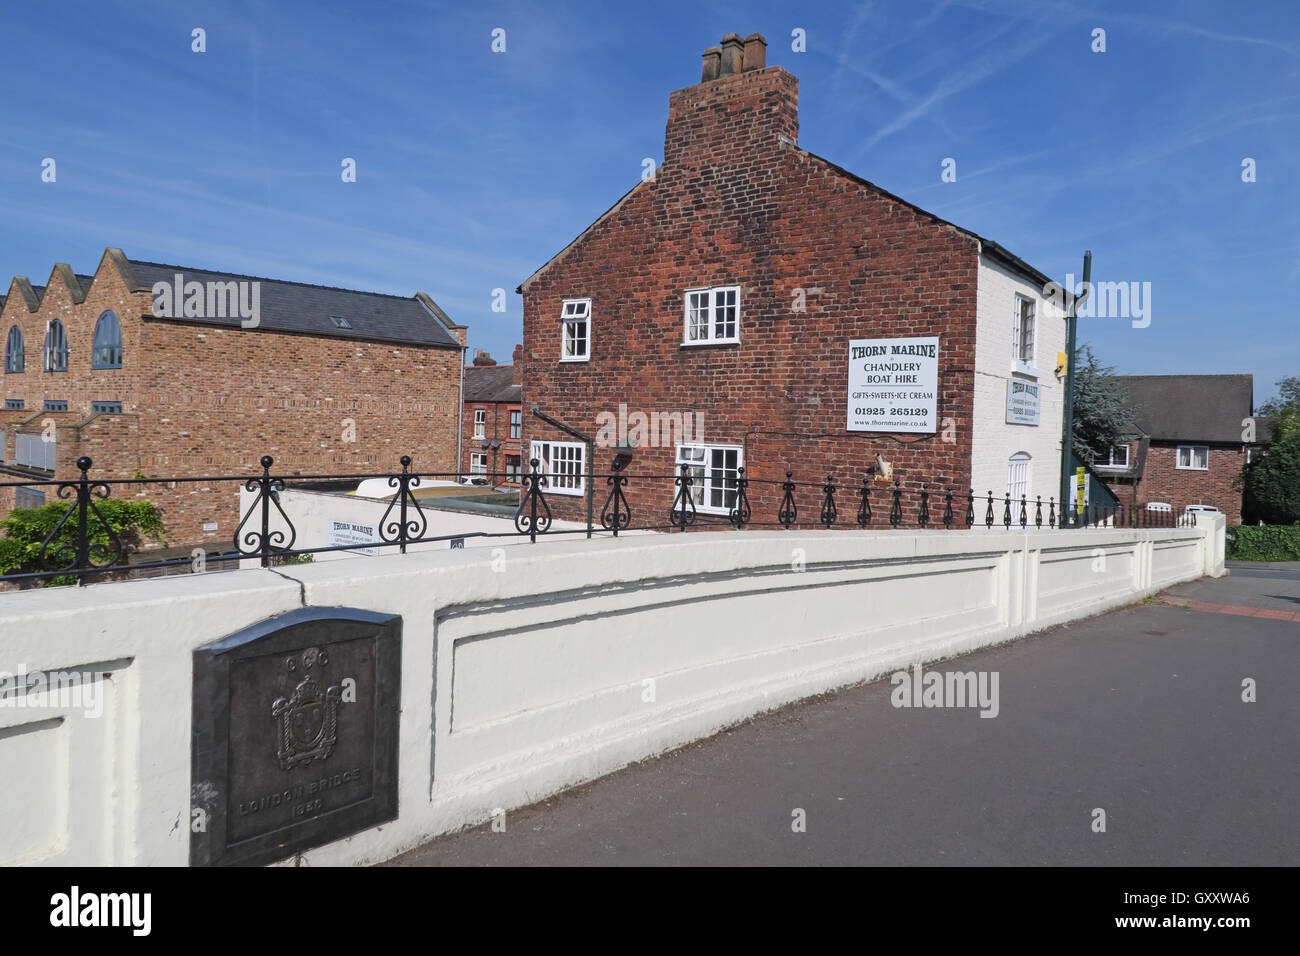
[
  {"x1": 719, "y1": 33, "x2": 744, "y2": 75},
  {"x1": 742, "y1": 33, "x2": 766, "y2": 71},
  {"x1": 701, "y1": 46, "x2": 721, "y2": 81}
]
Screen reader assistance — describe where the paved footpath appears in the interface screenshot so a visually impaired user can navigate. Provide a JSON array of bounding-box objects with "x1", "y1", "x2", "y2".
[{"x1": 388, "y1": 562, "x2": 1300, "y2": 866}]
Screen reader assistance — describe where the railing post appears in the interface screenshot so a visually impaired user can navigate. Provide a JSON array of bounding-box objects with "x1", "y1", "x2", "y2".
[
  {"x1": 73, "y1": 456, "x2": 92, "y2": 586},
  {"x1": 918, "y1": 483, "x2": 929, "y2": 528},
  {"x1": 778, "y1": 472, "x2": 797, "y2": 529},
  {"x1": 820, "y1": 474, "x2": 837, "y2": 528},
  {"x1": 857, "y1": 478, "x2": 871, "y2": 529},
  {"x1": 985, "y1": 490, "x2": 994, "y2": 529},
  {"x1": 889, "y1": 480, "x2": 902, "y2": 529},
  {"x1": 942, "y1": 486, "x2": 954, "y2": 529},
  {"x1": 258, "y1": 455, "x2": 273, "y2": 567}
]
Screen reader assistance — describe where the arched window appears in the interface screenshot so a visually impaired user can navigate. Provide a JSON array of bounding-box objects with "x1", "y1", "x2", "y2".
[
  {"x1": 92, "y1": 311, "x2": 123, "y2": 369},
  {"x1": 1007, "y1": 452, "x2": 1031, "y2": 501},
  {"x1": 44, "y1": 319, "x2": 68, "y2": 372},
  {"x1": 4, "y1": 326, "x2": 22, "y2": 373}
]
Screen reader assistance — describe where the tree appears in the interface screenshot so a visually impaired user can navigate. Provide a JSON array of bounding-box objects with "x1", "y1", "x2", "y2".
[
  {"x1": 1243, "y1": 377, "x2": 1300, "y2": 524},
  {"x1": 1071, "y1": 343, "x2": 1132, "y2": 462},
  {"x1": 0, "y1": 498, "x2": 166, "y2": 586},
  {"x1": 1256, "y1": 376, "x2": 1300, "y2": 420}
]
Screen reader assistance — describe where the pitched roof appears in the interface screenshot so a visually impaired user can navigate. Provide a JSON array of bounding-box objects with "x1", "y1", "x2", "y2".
[
  {"x1": 1116, "y1": 374, "x2": 1255, "y2": 444},
  {"x1": 128, "y1": 260, "x2": 463, "y2": 349},
  {"x1": 517, "y1": 147, "x2": 1056, "y2": 294},
  {"x1": 463, "y1": 364, "x2": 521, "y2": 403}
]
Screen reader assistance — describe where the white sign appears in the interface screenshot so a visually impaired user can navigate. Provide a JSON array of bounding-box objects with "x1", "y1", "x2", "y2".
[
  {"x1": 847, "y1": 336, "x2": 939, "y2": 433},
  {"x1": 1005, "y1": 379, "x2": 1041, "y2": 425},
  {"x1": 327, "y1": 519, "x2": 380, "y2": 556}
]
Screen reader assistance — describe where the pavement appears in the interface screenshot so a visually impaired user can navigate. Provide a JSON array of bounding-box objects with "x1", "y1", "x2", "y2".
[{"x1": 388, "y1": 562, "x2": 1300, "y2": 866}]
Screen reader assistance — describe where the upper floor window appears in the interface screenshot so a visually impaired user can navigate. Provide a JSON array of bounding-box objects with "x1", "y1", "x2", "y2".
[
  {"x1": 92, "y1": 401, "x2": 122, "y2": 415},
  {"x1": 684, "y1": 286, "x2": 739, "y2": 345},
  {"x1": 92, "y1": 311, "x2": 123, "y2": 369},
  {"x1": 1103, "y1": 445, "x2": 1129, "y2": 467},
  {"x1": 1012, "y1": 295, "x2": 1035, "y2": 373},
  {"x1": 509, "y1": 409, "x2": 521, "y2": 439},
  {"x1": 560, "y1": 298, "x2": 590, "y2": 362},
  {"x1": 4, "y1": 399, "x2": 23, "y2": 410},
  {"x1": 473, "y1": 408, "x2": 486, "y2": 439},
  {"x1": 44, "y1": 400, "x2": 68, "y2": 412},
  {"x1": 4, "y1": 326, "x2": 23, "y2": 373},
  {"x1": 44, "y1": 319, "x2": 68, "y2": 372},
  {"x1": 1176, "y1": 445, "x2": 1209, "y2": 471}
]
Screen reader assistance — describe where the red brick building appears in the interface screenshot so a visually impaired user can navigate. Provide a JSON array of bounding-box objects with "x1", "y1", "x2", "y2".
[
  {"x1": 460, "y1": 348, "x2": 522, "y2": 485},
  {"x1": 1093, "y1": 374, "x2": 1264, "y2": 524},
  {"x1": 0, "y1": 247, "x2": 466, "y2": 546},
  {"x1": 517, "y1": 33, "x2": 1068, "y2": 525}
]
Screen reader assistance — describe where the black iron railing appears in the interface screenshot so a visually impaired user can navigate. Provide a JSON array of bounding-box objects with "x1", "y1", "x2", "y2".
[{"x1": 0, "y1": 456, "x2": 1197, "y2": 586}]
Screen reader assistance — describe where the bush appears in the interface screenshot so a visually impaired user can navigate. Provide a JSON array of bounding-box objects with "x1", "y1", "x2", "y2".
[
  {"x1": 1226, "y1": 525, "x2": 1300, "y2": 561},
  {"x1": 0, "y1": 498, "x2": 166, "y2": 585}
]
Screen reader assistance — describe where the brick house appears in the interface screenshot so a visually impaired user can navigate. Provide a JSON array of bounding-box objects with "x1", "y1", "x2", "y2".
[
  {"x1": 516, "y1": 32, "x2": 1068, "y2": 525},
  {"x1": 460, "y1": 347, "x2": 522, "y2": 485},
  {"x1": 0, "y1": 247, "x2": 466, "y2": 546},
  {"x1": 1093, "y1": 374, "x2": 1264, "y2": 524}
]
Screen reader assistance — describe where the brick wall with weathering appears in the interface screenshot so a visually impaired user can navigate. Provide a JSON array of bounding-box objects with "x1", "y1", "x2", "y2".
[
  {"x1": 518, "y1": 62, "x2": 979, "y2": 528},
  {"x1": 1, "y1": 255, "x2": 463, "y2": 548}
]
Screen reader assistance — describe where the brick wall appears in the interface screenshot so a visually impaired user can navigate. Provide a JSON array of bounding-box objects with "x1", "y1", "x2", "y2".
[
  {"x1": 519, "y1": 65, "x2": 979, "y2": 527},
  {"x1": 1, "y1": 256, "x2": 464, "y2": 548},
  {"x1": 460, "y1": 400, "x2": 522, "y2": 483},
  {"x1": 1104, "y1": 442, "x2": 1246, "y2": 524}
]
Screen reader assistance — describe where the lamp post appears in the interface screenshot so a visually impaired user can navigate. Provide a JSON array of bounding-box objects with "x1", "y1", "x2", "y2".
[{"x1": 1059, "y1": 250, "x2": 1092, "y2": 523}]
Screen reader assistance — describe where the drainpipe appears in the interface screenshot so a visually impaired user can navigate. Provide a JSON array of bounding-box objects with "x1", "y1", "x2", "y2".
[
  {"x1": 1059, "y1": 250, "x2": 1092, "y2": 522},
  {"x1": 456, "y1": 351, "x2": 466, "y2": 475},
  {"x1": 531, "y1": 409, "x2": 595, "y2": 538}
]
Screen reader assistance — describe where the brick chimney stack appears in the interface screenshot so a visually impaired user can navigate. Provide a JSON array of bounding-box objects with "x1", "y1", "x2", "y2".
[
  {"x1": 512, "y1": 343, "x2": 524, "y2": 384},
  {"x1": 669, "y1": 32, "x2": 797, "y2": 173},
  {"x1": 472, "y1": 348, "x2": 496, "y2": 366}
]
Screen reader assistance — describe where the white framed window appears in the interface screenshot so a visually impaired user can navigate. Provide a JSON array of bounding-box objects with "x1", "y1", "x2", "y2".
[
  {"x1": 1007, "y1": 452, "x2": 1030, "y2": 501},
  {"x1": 683, "y1": 285, "x2": 740, "y2": 345},
  {"x1": 509, "y1": 409, "x2": 521, "y2": 439},
  {"x1": 473, "y1": 408, "x2": 486, "y2": 439},
  {"x1": 1011, "y1": 295, "x2": 1036, "y2": 375},
  {"x1": 470, "y1": 452, "x2": 487, "y2": 474},
  {"x1": 560, "y1": 298, "x2": 590, "y2": 362},
  {"x1": 1105, "y1": 444, "x2": 1129, "y2": 466},
  {"x1": 530, "y1": 439, "x2": 585, "y2": 496},
  {"x1": 1176, "y1": 445, "x2": 1209, "y2": 471},
  {"x1": 676, "y1": 443, "x2": 744, "y2": 514}
]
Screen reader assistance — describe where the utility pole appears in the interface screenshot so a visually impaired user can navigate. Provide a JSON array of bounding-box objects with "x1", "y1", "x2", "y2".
[{"x1": 1059, "y1": 250, "x2": 1092, "y2": 524}]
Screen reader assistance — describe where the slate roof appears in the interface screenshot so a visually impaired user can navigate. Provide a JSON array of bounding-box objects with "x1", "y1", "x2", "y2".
[
  {"x1": 128, "y1": 260, "x2": 462, "y2": 349},
  {"x1": 1116, "y1": 374, "x2": 1255, "y2": 444},
  {"x1": 464, "y1": 364, "x2": 521, "y2": 403}
]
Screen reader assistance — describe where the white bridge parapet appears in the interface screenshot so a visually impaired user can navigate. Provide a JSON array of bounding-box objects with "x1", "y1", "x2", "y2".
[{"x1": 0, "y1": 516, "x2": 1224, "y2": 866}]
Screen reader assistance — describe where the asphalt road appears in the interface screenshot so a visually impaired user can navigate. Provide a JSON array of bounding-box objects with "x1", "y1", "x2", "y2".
[{"x1": 389, "y1": 563, "x2": 1300, "y2": 866}]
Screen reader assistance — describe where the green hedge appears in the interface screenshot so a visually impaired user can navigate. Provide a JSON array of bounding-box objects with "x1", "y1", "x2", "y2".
[{"x1": 1226, "y1": 525, "x2": 1300, "y2": 561}]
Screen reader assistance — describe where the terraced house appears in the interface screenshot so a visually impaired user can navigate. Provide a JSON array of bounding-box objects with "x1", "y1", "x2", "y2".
[
  {"x1": 517, "y1": 33, "x2": 1070, "y2": 525},
  {"x1": 0, "y1": 247, "x2": 466, "y2": 546}
]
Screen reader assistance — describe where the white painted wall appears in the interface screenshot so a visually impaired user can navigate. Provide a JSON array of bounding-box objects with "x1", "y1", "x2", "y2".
[
  {"x1": 0, "y1": 517, "x2": 1224, "y2": 866},
  {"x1": 972, "y1": 254, "x2": 1067, "y2": 505}
]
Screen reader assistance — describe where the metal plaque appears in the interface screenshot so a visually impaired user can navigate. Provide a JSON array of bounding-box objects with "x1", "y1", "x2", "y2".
[{"x1": 191, "y1": 607, "x2": 401, "y2": 867}]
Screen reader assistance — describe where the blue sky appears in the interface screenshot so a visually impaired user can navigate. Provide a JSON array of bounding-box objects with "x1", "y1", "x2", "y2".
[{"x1": 1, "y1": 0, "x2": 1297, "y2": 404}]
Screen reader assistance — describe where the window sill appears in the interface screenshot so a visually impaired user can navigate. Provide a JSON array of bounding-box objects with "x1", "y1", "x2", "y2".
[
  {"x1": 541, "y1": 486, "x2": 585, "y2": 497},
  {"x1": 681, "y1": 339, "x2": 740, "y2": 348},
  {"x1": 559, "y1": 357, "x2": 590, "y2": 364},
  {"x1": 1011, "y1": 363, "x2": 1039, "y2": 379},
  {"x1": 1174, "y1": 466, "x2": 1209, "y2": 472}
]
